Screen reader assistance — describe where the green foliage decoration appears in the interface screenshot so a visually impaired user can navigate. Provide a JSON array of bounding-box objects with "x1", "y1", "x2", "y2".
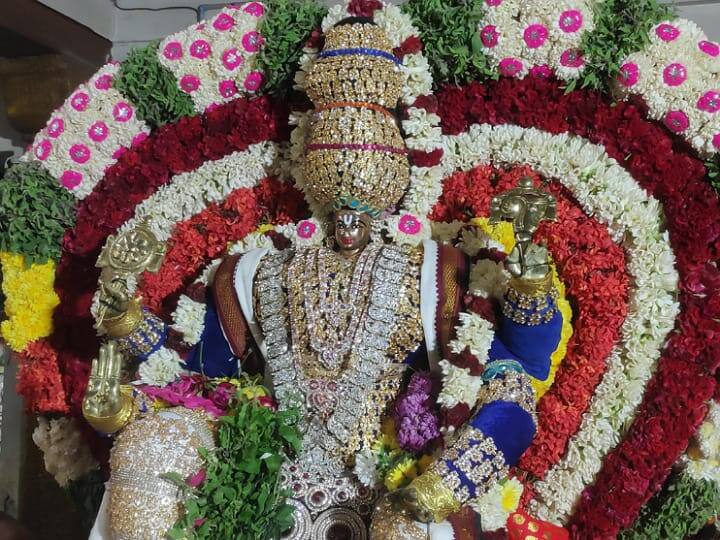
[
  {"x1": 114, "y1": 41, "x2": 196, "y2": 129},
  {"x1": 706, "y1": 156, "x2": 720, "y2": 195},
  {"x1": 166, "y1": 395, "x2": 301, "y2": 540},
  {"x1": 0, "y1": 162, "x2": 76, "y2": 264},
  {"x1": 256, "y1": 0, "x2": 327, "y2": 97},
  {"x1": 571, "y1": 0, "x2": 675, "y2": 93},
  {"x1": 620, "y1": 473, "x2": 720, "y2": 540},
  {"x1": 401, "y1": 0, "x2": 494, "y2": 87}
]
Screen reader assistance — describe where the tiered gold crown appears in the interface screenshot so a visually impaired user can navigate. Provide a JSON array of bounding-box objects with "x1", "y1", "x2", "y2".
[{"x1": 303, "y1": 21, "x2": 409, "y2": 217}]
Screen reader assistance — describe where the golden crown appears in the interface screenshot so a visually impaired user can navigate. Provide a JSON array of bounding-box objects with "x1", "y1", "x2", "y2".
[{"x1": 302, "y1": 21, "x2": 409, "y2": 217}]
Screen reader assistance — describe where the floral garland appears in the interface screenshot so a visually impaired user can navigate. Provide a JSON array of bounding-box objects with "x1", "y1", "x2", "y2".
[
  {"x1": 66, "y1": 95, "x2": 284, "y2": 258},
  {"x1": 616, "y1": 19, "x2": 720, "y2": 156},
  {"x1": 158, "y1": 4, "x2": 268, "y2": 112},
  {"x1": 432, "y1": 76, "x2": 719, "y2": 536},
  {"x1": 440, "y1": 123, "x2": 678, "y2": 524},
  {"x1": 478, "y1": 0, "x2": 595, "y2": 80},
  {"x1": 23, "y1": 63, "x2": 150, "y2": 199},
  {"x1": 0, "y1": 253, "x2": 60, "y2": 351},
  {"x1": 16, "y1": 339, "x2": 69, "y2": 414},
  {"x1": 116, "y1": 141, "x2": 278, "y2": 241}
]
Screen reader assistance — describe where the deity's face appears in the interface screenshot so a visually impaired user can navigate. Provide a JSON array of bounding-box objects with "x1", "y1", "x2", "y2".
[{"x1": 333, "y1": 209, "x2": 372, "y2": 256}]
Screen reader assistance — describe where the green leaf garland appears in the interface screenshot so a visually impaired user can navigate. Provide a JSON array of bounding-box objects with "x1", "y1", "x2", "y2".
[
  {"x1": 0, "y1": 162, "x2": 76, "y2": 264},
  {"x1": 401, "y1": 0, "x2": 494, "y2": 87},
  {"x1": 168, "y1": 396, "x2": 301, "y2": 540},
  {"x1": 114, "y1": 42, "x2": 196, "y2": 129},
  {"x1": 256, "y1": 0, "x2": 327, "y2": 97},
  {"x1": 620, "y1": 473, "x2": 720, "y2": 540}
]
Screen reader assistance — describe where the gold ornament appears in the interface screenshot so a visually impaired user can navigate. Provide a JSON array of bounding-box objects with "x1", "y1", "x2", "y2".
[
  {"x1": 94, "y1": 221, "x2": 165, "y2": 333},
  {"x1": 407, "y1": 471, "x2": 461, "y2": 523},
  {"x1": 302, "y1": 22, "x2": 409, "y2": 216},
  {"x1": 490, "y1": 177, "x2": 556, "y2": 279}
]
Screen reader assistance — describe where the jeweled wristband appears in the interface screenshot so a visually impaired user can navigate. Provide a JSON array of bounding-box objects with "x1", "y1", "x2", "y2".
[{"x1": 408, "y1": 471, "x2": 461, "y2": 523}]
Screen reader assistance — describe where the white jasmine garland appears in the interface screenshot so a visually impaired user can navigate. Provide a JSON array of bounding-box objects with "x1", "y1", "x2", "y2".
[
  {"x1": 118, "y1": 142, "x2": 277, "y2": 241},
  {"x1": 443, "y1": 123, "x2": 679, "y2": 524},
  {"x1": 171, "y1": 295, "x2": 207, "y2": 346},
  {"x1": 615, "y1": 19, "x2": 720, "y2": 156},
  {"x1": 450, "y1": 312, "x2": 495, "y2": 362},
  {"x1": 437, "y1": 359, "x2": 484, "y2": 409},
  {"x1": 24, "y1": 63, "x2": 150, "y2": 200},
  {"x1": 431, "y1": 221, "x2": 465, "y2": 244},
  {"x1": 157, "y1": 5, "x2": 267, "y2": 112},
  {"x1": 228, "y1": 230, "x2": 276, "y2": 254},
  {"x1": 137, "y1": 347, "x2": 185, "y2": 386},
  {"x1": 32, "y1": 416, "x2": 99, "y2": 487}
]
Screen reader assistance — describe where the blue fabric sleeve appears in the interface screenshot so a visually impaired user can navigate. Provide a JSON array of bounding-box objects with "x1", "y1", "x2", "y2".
[
  {"x1": 184, "y1": 297, "x2": 240, "y2": 378},
  {"x1": 470, "y1": 400, "x2": 536, "y2": 466},
  {"x1": 489, "y1": 297, "x2": 562, "y2": 381}
]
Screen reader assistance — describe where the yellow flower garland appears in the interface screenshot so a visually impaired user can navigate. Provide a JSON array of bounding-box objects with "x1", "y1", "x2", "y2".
[
  {"x1": 470, "y1": 218, "x2": 573, "y2": 398},
  {"x1": 0, "y1": 252, "x2": 59, "y2": 352}
]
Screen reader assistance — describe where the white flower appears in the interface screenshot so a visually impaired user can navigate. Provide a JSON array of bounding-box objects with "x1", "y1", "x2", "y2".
[
  {"x1": 383, "y1": 213, "x2": 431, "y2": 246},
  {"x1": 471, "y1": 478, "x2": 523, "y2": 531},
  {"x1": 353, "y1": 448, "x2": 379, "y2": 487},
  {"x1": 437, "y1": 359, "x2": 484, "y2": 408},
  {"x1": 228, "y1": 230, "x2": 275, "y2": 255},
  {"x1": 469, "y1": 259, "x2": 510, "y2": 300},
  {"x1": 32, "y1": 416, "x2": 99, "y2": 487},
  {"x1": 450, "y1": 312, "x2": 495, "y2": 362},
  {"x1": 431, "y1": 221, "x2": 465, "y2": 243},
  {"x1": 171, "y1": 295, "x2": 207, "y2": 346},
  {"x1": 137, "y1": 347, "x2": 184, "y2": 386}
]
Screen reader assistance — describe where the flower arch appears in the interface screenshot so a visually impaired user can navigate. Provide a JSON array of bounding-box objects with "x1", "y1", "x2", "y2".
[{"x1": 1, "y1": 0, "x2": 719, "y2": 537}]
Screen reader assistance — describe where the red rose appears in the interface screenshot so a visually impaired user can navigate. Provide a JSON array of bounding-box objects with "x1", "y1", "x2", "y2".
[
  {"x1": 409, "y1": 148, "x2": 443, "y2": 168},
  {"x1": 347, "y1": 0, "x2": 383, "y2": 17},
  {"x1": 393, "y1": 36, "x2": 423, "y2": 59}
]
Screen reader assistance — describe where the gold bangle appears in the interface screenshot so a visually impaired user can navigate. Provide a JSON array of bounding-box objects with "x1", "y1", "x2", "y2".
[
  {"x1": 508, "y1": 272, "x2": 553, "y2": 297},
  {"x1": 84, "y1": 389, "x2": 136, "y2": 434},
  {"x1": 103, "y1": 297, "x2": 144, "y2": 338},
  {"x1": 409, "y1": 471, "x2": 461, "y2": 523}
]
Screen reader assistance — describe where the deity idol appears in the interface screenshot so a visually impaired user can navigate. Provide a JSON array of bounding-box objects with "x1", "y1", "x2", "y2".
[{"x1": 86, "y1": 18, "x2": 562, "y2": 540}]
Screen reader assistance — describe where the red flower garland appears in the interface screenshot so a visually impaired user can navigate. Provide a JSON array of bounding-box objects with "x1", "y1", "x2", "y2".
[
  {"x1": 139, "y1": 177, "x2": 306, "y2": 314},
  {"x1": 43, "y1": 97, "x2": 291, "y2": 419},
  {"x1": 66, "y1": 96, "x2": 287, "y2": 257},
  {"x1": 432, "y1": 164, "x2": 629, "y2": 475},
  {"x1": 17, "y1": 339, "x2": 69, "y2": 414},
  {"x1": 434, "y1": 77, "x2": 720, "y2": 537}
]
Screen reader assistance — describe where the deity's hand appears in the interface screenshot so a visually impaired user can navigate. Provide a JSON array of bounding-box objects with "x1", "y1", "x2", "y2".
[
  {"x1": 83, "y1": 341, "x2": 124, "y2": 420},
  {"x1": 98, "y1": 273, "x2": 131, "y2": 320},
  {"x1": 506, "y1": 242, "x2": 550, "y2": 280},
  {"x1": 386, "y1": 487, "x2": 434, "y2": 524}
]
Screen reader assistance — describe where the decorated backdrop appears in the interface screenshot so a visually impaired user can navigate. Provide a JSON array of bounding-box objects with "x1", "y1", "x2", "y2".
[{"x1": 1, "y1": 0, "x2": 719, "y2": 538}]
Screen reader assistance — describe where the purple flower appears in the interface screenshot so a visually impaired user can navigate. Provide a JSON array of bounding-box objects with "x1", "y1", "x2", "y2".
[
  {"x1": 393, "y1": 371, "x2": 440, "y2": 452},
  {"x1": 406, "y1": 372, "x2": 433, "y2": 395},
  {"x1": 396, "y1": 411, "x2": 440, "y2": 453}
]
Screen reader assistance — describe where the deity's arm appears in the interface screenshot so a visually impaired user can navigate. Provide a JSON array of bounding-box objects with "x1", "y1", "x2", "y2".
[
  {"x1": 82, "y1": 253, "x2": 259, "y2": 433},
  {"x1": 488, "y1": 271, "x2": 562, "y2": 380}
]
